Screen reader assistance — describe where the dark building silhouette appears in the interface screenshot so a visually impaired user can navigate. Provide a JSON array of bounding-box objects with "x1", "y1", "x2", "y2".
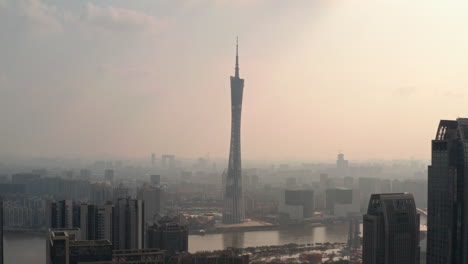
[
  {"x1": 0, "y1": 184, "x2": 26, "y2": 194},
  {"x1": 47, "y1": 228, "x2": 112, "y2": 264},
  {"x1": 347, "y1": 217, "x2": 361, "y2": 250},
  {"x1": 336, "y1": 153, "x2": 349, "y2": 176},
  {"x1": 284, "y1": 189, "x2": 314, "y2": 218},
  {"x1": 49, "y1": 201, "x2": 113, "y2": 241},
  {"x1": 113, "y1": 185, "x2": 129, "y2": 201},
  {"x1": 112, "y1": 198, "x2": 144, "y2": 250},
  {"x1": 12, "y1": 173, "x2": 40, "y2": 184},
  {"x1": 146, "y1": 216, "x2": 189, "y2": 252},
  {"x1": 0, "y1": 197, "x2": 3, "y2": 264},
  {"x1": 427, "y1": 118, "x2": 468, "y2": 264},
  {"x1": 150, "y1": 175, "x2": 161, "y2": 185},
  {"x1": 104, "y1": 169, "x2": 114, "y2": 183},
  {"x1": 79, "y1": 169, "x2": 91, "y2": 180},
  {"x1": 363, "y1": 193, "x2": 420, "y2": 264},
  {"x1": 326, "y1": 188, "x2": 353, "y2": 215},
  {"x1": 161, "y1": 155, "x2": 176, "y2": 170},
  {"x1": 80, "y1": 203, "x2": 113, "y2": 241},
  {"x1": 137, "y1": 183, "x2": 163, "y2": 222},
  {"x1": 223, "y1": 38, "x2": 245, "y2": 224},
  {"x1": 49, "y1": 199, "x2": 145, "y2": 250},
  {"x1": 49, "y1": 200, "x2": 80, "y2": 229},
  {"x1": 151, "y1": 153, "x2": 156, "y2": 167}
]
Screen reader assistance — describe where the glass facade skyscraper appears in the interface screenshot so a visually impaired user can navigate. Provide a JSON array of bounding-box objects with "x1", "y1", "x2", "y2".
[
  {"x1": 428, "y1": 118, "x2": 468, "y2": 264},
  {"x1": 363, "y1": 193, "x2": 420, "y2": 264}
]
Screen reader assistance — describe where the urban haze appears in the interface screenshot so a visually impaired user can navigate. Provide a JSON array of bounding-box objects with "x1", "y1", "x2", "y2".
[{"x1": 0, "y1": 0, "x2": 467, "y2": 264}]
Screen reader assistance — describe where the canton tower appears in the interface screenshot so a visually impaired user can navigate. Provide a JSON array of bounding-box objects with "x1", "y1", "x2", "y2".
[{"x1": 223, "y1": 38, "x2": 245, "y2": 224}]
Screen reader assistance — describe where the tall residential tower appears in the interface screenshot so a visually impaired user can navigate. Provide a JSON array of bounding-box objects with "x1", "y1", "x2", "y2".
[
  {"x1": 427, "y1": 118, "x2": 468, "y2": 264},
  {"x1": 223, "y1": 39, "x2": 245, "y2": 224}
]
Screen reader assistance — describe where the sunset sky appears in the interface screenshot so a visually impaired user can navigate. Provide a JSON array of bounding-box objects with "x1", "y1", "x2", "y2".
[{"x1": 1, "y1": 0, "x2": 468, "y2": 161}]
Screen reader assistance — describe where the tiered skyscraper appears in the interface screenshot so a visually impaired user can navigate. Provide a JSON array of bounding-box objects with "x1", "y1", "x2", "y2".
[
  {"x1": 427, "y1": 118, "x2": 468, "y2": 264},
  {"x1": 363, "y1": 193, "x2": 420, "y2": 264},
  {"x1": 223, "y1": 39, "x2": 245, "y2": 224}
]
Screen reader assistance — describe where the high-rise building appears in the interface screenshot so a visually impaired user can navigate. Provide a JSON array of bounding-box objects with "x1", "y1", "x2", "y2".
[
  {"x1": 392, "y1": 179, "x2": 428, "y2": 208},
  {"x1": 104, "y1": 169, "x2": 114, "y2": 183},
  {"x1": 325, "y1": 188, "x2": 359, "y2": 216},
  {"x1": 347, "y1": 217, "x2": 361, "y2": 250},
  {"x1": 80, "y1": 203, "x2": 113, "y2": 241},
  {"x1": 427, "y1": 118, "x2": 468, "y2": 264},
  {"x1": 80, "y1": 169, "x2": 91, "y2": 180},
  {"x1": 363, "y1": 193, "x2": 420, "y2": 264},
  {"x1": 64, "y1": 170, "x2": 74, "y2": 179},
  {"x1": 112, "y1": 198, "x2": 144, "y2": 250},
  {"x1": 90, "y1": 182, "x2": 113, "y2": 205},
  {"x1": 32, "y1": 169, "x2": 48, "y2": 177},
  {"x1": 223, "y1": 38, "x2": 245, "y2": 224},
  {"x1": 161, "y1": 155, "x2": 176, "y2": 170},
  {"x1": 49, "y1": 200, "x2": 79, "y2": 229},
  {"x1": 180, "y1": 171, "x2": 192, "y2": 181},
  {"x1": 319, "y1": 173, "x2": 330, "y2": 189},
  {"x1": 0, "y1": 197, "x2": 3, "y2": 264},
  {"x1": 137, "y1": 183, "x2": 163, "y2": 222},
  {"x1": 381, "y1": 179, "x2": 392, "y2": 193},
  {"x1": 278, "y1": 189, "x2": 314, "y2": 220},
  {"x1": 336, "y1": 153, "x2": 349, "y2": 176},
  {"x1": 0, "y1": 184, "x2": 26, "y2": 195},
  {"x1": 151, "y1": 153, "x2": 156, "y2": 167},
  {"x1": 251, "y1": 175, "x2": 259, "y2": 190},
  {"x1": 150, "y1": 175, "x2": 161, "y2": 185},
  {"x1": 359, "y1": 177, "x2": 381, "y2": 212},
  {"x1": 113, "y1": 185, "x2": 129, "y2": 201},
  {"x1": 343, "y1": 176, "x2": 354, "y2": 189},
  {"x1": 146, "y1": 216, "x2": 189, "y2": 252},
  {"x1": 286, "y1": 177, "x2": 297, "y2": 189},
  {"x1": 12, "y1": 173, "x2": 41, "y2": 184}
]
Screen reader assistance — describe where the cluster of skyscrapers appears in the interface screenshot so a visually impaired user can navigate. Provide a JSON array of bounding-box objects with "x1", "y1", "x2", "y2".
[
  {"x1": 49, "y1": 198, "x2": 145, "y2": 250},
  {"x1": 47, "y1": 199, "x2": 188, "y2": 263},
  {"x1": 361, "y1": 118, "x2": 468, "y2": 264}
]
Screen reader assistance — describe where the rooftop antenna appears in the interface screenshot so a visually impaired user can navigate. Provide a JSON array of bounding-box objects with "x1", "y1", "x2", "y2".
[{"x1": 235, "y1": 36, "x2": 239, "y2": 78}]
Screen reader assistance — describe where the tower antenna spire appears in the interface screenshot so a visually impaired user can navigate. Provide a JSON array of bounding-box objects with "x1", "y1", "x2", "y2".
[{"x1": 235, "y1": 37, "x2": 239, "y2": 78}]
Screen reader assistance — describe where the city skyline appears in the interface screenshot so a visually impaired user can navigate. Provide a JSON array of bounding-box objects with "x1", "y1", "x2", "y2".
[
  {"x1": 2, "y1": 0, "x2": 468, "y2": 160},
  {"x1": 3, "y1": 1, "x2": 460, "y2": 263}
]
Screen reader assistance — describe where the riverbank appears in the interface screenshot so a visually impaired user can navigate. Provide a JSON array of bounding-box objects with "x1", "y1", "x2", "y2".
[{"x1": 190, "y1": 222, "x2": 324, "y2": 235}]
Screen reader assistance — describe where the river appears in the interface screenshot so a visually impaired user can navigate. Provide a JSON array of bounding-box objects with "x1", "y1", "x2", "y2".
[{"x1": 4, "y1": 222, "x2": 355, "y2": 263}]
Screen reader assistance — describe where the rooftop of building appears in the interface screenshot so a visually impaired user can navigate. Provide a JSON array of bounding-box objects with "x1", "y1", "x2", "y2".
[
  {"x1": 326, "y1": 187, "x2": 351, "y2": 191},
  {"x1": 70, "y1": 240, "x2": 112, "y2": 247},
  {"x1": 369, "y1": 192, "x2": 411, "y2": 199},
  {"x1": 112, "y1": 248, "x2": 166, "y2": 256}
]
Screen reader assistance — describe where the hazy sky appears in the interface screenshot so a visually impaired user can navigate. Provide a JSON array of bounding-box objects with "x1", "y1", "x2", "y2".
[{"x1": 1, "y1": 0, "x2": 468, "y2": 161}]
